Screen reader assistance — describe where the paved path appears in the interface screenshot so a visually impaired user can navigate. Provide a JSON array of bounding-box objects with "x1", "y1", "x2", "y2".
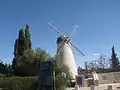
[{"x1": 66, "y1": 83, "x2": 120, "y2": 90}]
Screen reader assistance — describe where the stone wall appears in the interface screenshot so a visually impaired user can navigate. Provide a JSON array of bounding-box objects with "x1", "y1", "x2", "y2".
[
  {"x1": 76, "y1": 83, "x2": 120, "y2": 90},
  {"x1": 97, "y1": 72, "x2": 120, "y2": 84},
  {"x1": 112, "y1": 72, "x2": 120, "y2": 83}
]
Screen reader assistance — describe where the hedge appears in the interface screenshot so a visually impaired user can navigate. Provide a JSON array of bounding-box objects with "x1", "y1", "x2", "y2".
[
  {"x1": 0, "y1": 76, "x2": 69, "y2": 90},
  {"x1": 0, "y1": 76, "x2": 38, "y2": 90}
]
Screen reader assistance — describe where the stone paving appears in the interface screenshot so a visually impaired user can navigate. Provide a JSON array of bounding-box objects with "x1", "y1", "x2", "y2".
[
  {"x1": 94, "y1": 83, "x2": 120, "y2": 90},
  {"x1": 66, "y1": 83, "x2": 120, "y2": 90}
]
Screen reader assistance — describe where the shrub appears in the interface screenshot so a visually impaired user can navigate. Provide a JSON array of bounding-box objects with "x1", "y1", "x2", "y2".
[{"x1": 0, "y1": 76, "x2": 38, "y2": 90}]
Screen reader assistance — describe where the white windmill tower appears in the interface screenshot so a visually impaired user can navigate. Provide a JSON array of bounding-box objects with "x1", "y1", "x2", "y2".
[{"x1": 48, "y1": 23, "x2": 85, "y2": 79}]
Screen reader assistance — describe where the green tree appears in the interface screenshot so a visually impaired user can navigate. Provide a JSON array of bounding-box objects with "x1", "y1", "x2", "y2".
[
  {"x1": 0, "y1": 60, "x2": 11, "y2": 75},
  {"x1": 14, "y1": 39, "x2": 18, "y2": 57},
  {"x1": 111, "y1": 46, "x2": 119, "y2": 71},
  {"x1": 12, "y1": 58, "x2": 17, "y2": 75},
  {"x1": 0, "y1": 60, "x2": 5, "y2": 74},
  {"x1": 12, "y1": 47, "x2": 52, "y2": 76},
  {"x1": 23, "y1": 49, "x2": 35, "y2": 63},
  {"x1": 12, "y1": 29, "x2": 26, "y2": 75},
  {"x1": 25, "y1": 24, "x2": 32, "y2": 49},
  {"x1": 12, "y1": 25, "x2": 56, "y2": 76},
  {"x1": 35, "y1": 48, "x2": 50, "y2": 61},
  {"x1": 12, "y1": 25, "x2": 33, "y2": 76},
  {"x1": 55, "y1": 65, "x2": 72, "y2": 89},
  {"x1": 18, "y1": 28, "x2": 26, "y2": 56}
]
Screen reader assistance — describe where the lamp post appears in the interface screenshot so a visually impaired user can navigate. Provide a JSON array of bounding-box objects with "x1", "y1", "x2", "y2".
[
  {"x1": 53, "y1": 71, "x2": 56, "y2": 90},
  {"x1": 51, "y1": 60, "x2": 56, "y2": 90}
]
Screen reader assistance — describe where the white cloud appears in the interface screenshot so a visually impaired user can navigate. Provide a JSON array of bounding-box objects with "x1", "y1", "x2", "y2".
[{"x1": 93, "y1": 53, "x2": 100, "y2": 56}]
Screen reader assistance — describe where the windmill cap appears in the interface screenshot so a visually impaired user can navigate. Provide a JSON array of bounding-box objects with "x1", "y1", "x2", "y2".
[{"x1": 57, "y1": 35, "x2": 69, "y2": 44}]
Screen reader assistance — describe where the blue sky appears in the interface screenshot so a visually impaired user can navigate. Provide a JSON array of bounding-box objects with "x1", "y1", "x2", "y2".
[{"x1": 0, "y1": 0, "x2": 120, "y2": 67}]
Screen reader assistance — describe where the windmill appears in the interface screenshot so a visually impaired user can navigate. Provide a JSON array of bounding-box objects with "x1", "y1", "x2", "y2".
[{"x1": 48, "y1": 23, "x2": 85, "y2": 79}]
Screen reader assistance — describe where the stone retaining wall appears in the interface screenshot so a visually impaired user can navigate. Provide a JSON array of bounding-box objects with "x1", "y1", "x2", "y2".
[{"x1": 97, "y1": 72, "x2": 120, "y2": 84}]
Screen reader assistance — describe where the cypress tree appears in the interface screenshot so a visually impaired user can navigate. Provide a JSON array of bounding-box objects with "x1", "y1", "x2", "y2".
[
  {"x1": 111, "y1": 46, "x2": 119, "y2": 71},
  {"x1": 25, "y1": 24, "x2": 30, "y2": 39},
  {"x1": 18, "y1": 28, "x2": 25, "y2": 40},
  {"x1": 18, "y1": 28, "x2": 26, "y2": 56},
  {"x1": 14, "y1": 39, "x2": 18, "y2": 57},
  {"x1": 25, "y1": 24, "x2": 32, "y2": 49},
  {"x1": 12, "y1": 25, "x2": 33, "y2": 75},
  {"x1": 12, "y1": 29, "x2": 26, "y2": 74},
  {"x1": 12, "y1": 57, "x2": 17, "y2": 74}
]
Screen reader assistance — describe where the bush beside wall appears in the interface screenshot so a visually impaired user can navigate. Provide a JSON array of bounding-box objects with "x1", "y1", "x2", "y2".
[
  {"x1": 0, "y1": 76, "x2": 38, "y2": 90},
  {"x1": 0, "y1": 76, "x2": 68, "y2": 90}
]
